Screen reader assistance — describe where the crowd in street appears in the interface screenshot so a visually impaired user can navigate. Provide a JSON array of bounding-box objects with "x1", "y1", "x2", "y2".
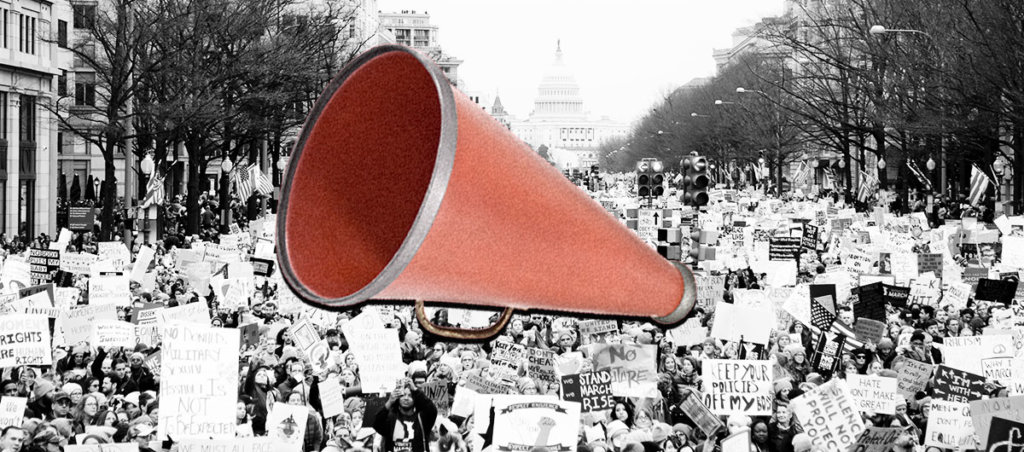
[{"x1": 0, "y1": 182, "x2": 1020, "y2": 452}]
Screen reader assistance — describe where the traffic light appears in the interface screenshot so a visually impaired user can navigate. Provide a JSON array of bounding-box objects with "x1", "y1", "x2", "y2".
[
  {"x1": 688, "y1": 228, "x2": 717, "y2": 262},
  {"x1": 637, "y1": 162, "x2": 651, "y2": 197},
  {"x1": 680, "y1": 156, "x2": 694, "y2": 204},
  {"x1": 690, "y1": 156, "x2": 709, "y2": 206}
]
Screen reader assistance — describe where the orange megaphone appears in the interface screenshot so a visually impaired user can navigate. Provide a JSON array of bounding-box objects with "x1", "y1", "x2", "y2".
[{"x1": 276, "y1": 45, "x2": 696, "y2": 340}]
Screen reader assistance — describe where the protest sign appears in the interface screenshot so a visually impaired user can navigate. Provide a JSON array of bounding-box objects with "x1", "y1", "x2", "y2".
[
  {"x1": 986, "y1": 417, "x2": 1024, "y2": 452},
  {"x1": 932, "y1": 365, "x2": 987, "y2": 403},
  {"x1": 266, "y1": 402, "x2": 308, "y2": 452},
  {"x1": 67, "y1": 206, "x2": 95, "y2": 231},
  {"x1": 64, "y1": 445, "x2": 139, "y2": 452},
  {"x1": 710, "y1": 302, "x2": 772, "y2": 345},
  {"x1": 28, "y1": 248, "x2": 60, "y2": 285},
  {"x1": 894, "y1": 357, "x2": 934, "y2": 399},
  {"x1": 491, "y1": 396, "x2": 581, "y2": 452},
  {"x1": 702, "y1": 359, "x2": 773, "y2": 416},
  {"x1": 144, "y1": 350, "x2": 161, "y2": 377},
  {"x1": 883, "y1": 284, "x2": 910, "y2": 308},
  {"x1": 175, "y1": 438, "x2": 273, "y2": 452},
  {"x1": 0, "y1": 314, "x2": 51, "y2": 366},
  {"x1": 847, "y1": 374, "x2": 898, "y2": 415},
  {"x1": 0, "y1": 396, "x2": 26, "y2": 428},
  {"x1": 564, "y1": 370, "x2": 614, "y2": 413},
  {"x1": 696, "y1": 274, "x2": 726, "y2": 311},
  {"x1": 854, "y1": 282, "x2": 886, "y2": 322},
  {"x1": 854, "y1": 318, "x2": 886, "y2": 345},
  {"x1": 288, "y1": 320, "x2": 319, "y2": 356},
  {"x1": 769, "y1": 236, "x2": 801, "y2": 260},
  {"x1": 977, "y1": 278, "x2": 1018, "y2": 305},
  {"x1": 464, "y1": 373, "x2": 512, "y2": 395},
  {"x1": 942, "y1": 281, "x2": 972, "y2": 311},
  {"x1": 91, "y1": 321, "x2": 137, "y2": 349},
  {"x1": 489, "y1": 340, "x2": 527, "y2": 384},
  {"x1": 969, "y1": 396, "x2": 1024, "y2": 448},
  {"x1": 669, "y1": 317, "x2": 707, "y2": 347},
  {"x1": 97, "y1": 242, "x2": 131, "y2": 270},
  {"x1": 156, "y1": 302, "x2": 211, "y2": 325},
  {"x1": 130, "y1": 246, "x2": 155, "y2": 282},
  {"x1": 346, "y1": 328, "x2": 405, "y2": 393},
  {"x1": 721, "y1": 430, "x2": 751, "y2": 452},
  {"x1": 88, "y1": 275, "x2": 130, "y2": 306},
  {"x1": 943, "y1": 334, "x2": 1014, "y2": 375},
  {"x1": 802, "y1": 224, "x2": 819, "y2": 250},
  {"x1": 963, "y1": 266, "x2": 989, "y2": 289},
  {"x1": 527, "y1": 347, "x2": 558, "y2": 388},
  {"x1": 11, "y1": 290, "x2": 58, "y2": 318},
  {"x1": 158, "y1": 323, "x2": 239, "y2": 441},
  {"x1": 850, "y1": 427, "x2": 906, "y2": 452},
  {"x1": 678, "y1": 388, "x2": 724, "y2": 437},
  {"x1": 319, "y1": 376, "x2": 346, "y2": 419},
  {"x1": 0, "y1": 257, "x2": 31, "y2": 292},
  {"x1": 925, "y1": 400, "x2": 977, "y2": 450},
  {"x1": 811, "y1": 332, "x2": 845, "y2": 376},
  {"x1": 790, "y1": 379, "x2": 865, "y2": 451},
  {"x1": 59, "y1": 304, "x2": 118, "y2": 346},
  {"x1": 917, "y1": 253, "x2": 943, "y2": 277},
  {"x1": 590, "y1": 344, "x2": 658, "y2": 397}
]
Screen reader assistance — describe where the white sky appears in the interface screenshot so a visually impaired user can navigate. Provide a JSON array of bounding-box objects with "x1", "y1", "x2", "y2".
[{"x1": 376, "y1": 0, "x2": 785, "y2": 125}]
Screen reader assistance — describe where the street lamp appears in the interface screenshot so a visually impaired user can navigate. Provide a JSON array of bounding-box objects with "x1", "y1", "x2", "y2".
[
  {"x1": 926, "y1": 157, "x2": 936, "y2": 171},
  {"x1": 758, "y1": 157, "x2": 765, "y2": 165},
  {"x1": 714, "y1": 100, "x2": 735, "y2": 105},
  {"x1": 869, "y1": 25, "x2": 931, "y2": 37},
  {"x1": 220, "y1": 158, "x2": 234, "y2": 234},
  {"x1": 139, "y1": 154, "x2": 155, "y2": 244},
  {"x1": 838, "y1": 159, "x2": 846, "y2": 169},
  {"x1": 221, "y1": 158, "x2": 234, "y2": 174},
  {"x1": 691, "y1": 113, "x2": 709, "y2": 118},
  {"x1": 736, "y1": 87, "x2": 768, "y2": 96},
  {"x1": 877, "y1": 158, "x2": 886, "y2": 170},
  {"x1": 994, "y1": 159, "x2": 1004, "y2": 174}
]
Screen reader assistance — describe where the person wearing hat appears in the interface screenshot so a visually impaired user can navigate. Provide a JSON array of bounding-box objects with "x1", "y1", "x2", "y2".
[
  {"x1": 129, "y1": 423, "x2": 157, "y2": 452},
  {"x1": 372, "y1": 378, "x2": 437, "y2": 452},
  {"x1": 783, "y1": 343, "x2": 810, "y2": 384},
  {"x1": 605, "y1": 420, "x2": 630, "y2": 449},
  {"x1": 50, "y1": 392, "x2": 73, "y2": 420},
  {"x1": 125, "y1": 352, "x2": 157, "y2": 393},
  {"x1": 768, "y1": 404, "x2": 800, "y2": 452}
]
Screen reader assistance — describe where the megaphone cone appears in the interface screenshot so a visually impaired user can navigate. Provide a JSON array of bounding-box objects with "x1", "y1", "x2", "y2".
[{"x1": 277, "y1": 45, "x2": 696, "y2": 339}]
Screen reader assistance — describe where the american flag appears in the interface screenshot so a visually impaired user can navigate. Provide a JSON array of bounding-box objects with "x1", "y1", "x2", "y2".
[
  {"x1": 140, "y1": 172, "x2": 165, "y2": 208},
  {"x1": 857, "y1": 170, "x2": 876, "y2": 202},
  {"x1": 252, "y1": 164, "x2": 274, "y2": 196},
  {"x1": 822, "y1": 167, "x2": 837, "y2": 190},
  {"x1": 232, "y1": 163, "x2": 255, "y2": 200},
  {"x1": 810, "y1": 294, "x2": 837, "y2": 331},
  {"x1": 968, "y1": 164, "x2": 994, "y2": 206},
  {"x1": 906, "y1": 159, "x2": 933, "y2": 192}
]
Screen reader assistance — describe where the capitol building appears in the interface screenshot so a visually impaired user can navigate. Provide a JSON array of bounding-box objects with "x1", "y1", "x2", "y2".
[{"x1": 510, "y1": 42, "x2": 628, "y2": 171}]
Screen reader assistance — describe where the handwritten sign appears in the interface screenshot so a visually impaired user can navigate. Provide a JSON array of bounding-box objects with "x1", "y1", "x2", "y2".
[
  {"x1": 854, "y1": 318, "x2": 886, "y2": 345},
  {"x1": 156, "y1": 302, "x2": 210, "y2": 326},
  {"x1": 175, "y1": 438, "x2": 272, "y2": 452},
  {"x1": 710, "y1": 302, "x2": 772, "y2": 345},
  {"x1": 0, "y1": 314, "x2": 51, "y2": 366},
  {"x1": 88, "y1": 275, "x2": 130, "y2": 306},
  {"x1": 931, "y1": 365, "x2": 987, "y2": 403},
  {"x1": 847, "y1": 374, "x2": 898, "y2": 415},
  {"x1": 91, "y1": 321, "x2": 137, "y2": 349},
  {"x1": 0, "y1": 396, "x2": 26, "y2": 428},
  {"x1": 347, "y1": 328, "x2": 405, "y2": 393},
  {"x1": 591, "y1": 344, "x2": 658, "y2": 398},
  {"x1": 527, "y1": 348, "x2": 558, "y2": 389},
  {"x1": 59, "y1": 304, "x2": 118, "y2": 346},
  {"x1": 702, "y1": 359, "x2": 773, "y2": 416},
  {"x1": 790, "y1": 379, "x2": 865, "y2": 451},
  {"x1": 490, "y1": 396, "x2": 581, "y2": 452},
  {"x1": 924, "y1": 400, "x2": 977, "y2": 450},
  {"x1": 157, "y1": 324, "x2": 239, "y2": 441},
  {"x1": 696, "y1": 275, "x2": 726, "y2": 311},
  {"x1": 969, "y1": 396, "x2": 1024, "y2": 449},
  {"x1": 266, "y1": 402, "x2": 307, "y2": 452},
  {"x1": 850, "y1": 427, "x2": 906, "y2": 452},
  {"x1": 489, "y1": 341, "x2": 527, "y2": 384},
  {"x1": 894, "y1": 358, "x2": 934, "y2": 399}
]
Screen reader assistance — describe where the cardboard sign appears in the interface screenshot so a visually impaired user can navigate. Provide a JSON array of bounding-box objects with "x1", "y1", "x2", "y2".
[
  {"x1": 489, "y1": 341, "x2": 527, "y2": 383},
  {"x1": 0, "y1": 396, "x2": 26, "y2": 428},
  {"x1": 943, "y1": 334, "x2": 1014, "y2": 376},
  {"x1": 59, "y1": 304, "x2": 118, "y2": 346},
  {"x1": 986, "y1": 417, "x2": 1024, "y2": 452},
  {"x1": 847, "y1": 374, "x2": 898, "y2": 415},
  {"x1": 696, "y1": 275, "x2": 726, "y2": 311},
  {"x1": 590, "y1": 344, "x2": 658, "y2": 398},
  {"x1": 156, "y1": 302, "x2": 211, "y2": 326},
  {"x1": 347, "y1": 328, "x2": 405, "y2": 393},
  {"x1": 932, "y1": 365, "x2": 987, "y2": 403},
  {"x1": 464, "y1": 373, "x2": 511, "y2": 395},
  {"x1": 175, "y1": 438, "x2": 272, "y2": 452},
  {"x1": 669, "y1": 317, "x2": 708, "y2": 347},
  {"x1": 790, "y1": 379, "x2": 865, "y2": 451},
  {"x1": 526, "y1": 348, "x2": 558, "y2": 389},
  {"x1": 0, "y1": 314, "x2": 51, "y2": 366},
  {"x1": 97, "y1": 242, "x2": 131, "y2": 270},
  {"x1": 157, "y1": 324, "x2": 239, "y2": 441},
  {"x1": 850, "y1": 427, "x2": 906, "y2": 452},
  {"x1": 925, "y1": 400, "x2": 976, "y2": 450},
  {"x1": 854, "y1": 318, "x2": 886, "y2": 345},
  {"x1": 701, "y1": 359, "x2": 773, "y2": 416},
  {"x1": 942, "y1": 281, "x2": 972, "y2": 311},
  {"x1": 679, "y1": 388, "x2": 724, "y2": 437},
  {"x1": 319, "y1": 376, "x2": 346, "y2": 419},
  {"x1": 917, "y1": 253, "x2": 943, "y2": 277},
  {"x1": 490, "y1": 396, "x2": 581, "y2": 452},
  {"x1": 895, "y1": 357, "x2": 934, "y2": 399},
  {"x1": 969, "y1": 396, "x2": 1024, "y2": 448}
]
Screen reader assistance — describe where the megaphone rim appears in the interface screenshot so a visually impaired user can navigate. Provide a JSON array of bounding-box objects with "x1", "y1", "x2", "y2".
[{"x1": 276, "y1": 44, "x2": 459, "y2": 310}]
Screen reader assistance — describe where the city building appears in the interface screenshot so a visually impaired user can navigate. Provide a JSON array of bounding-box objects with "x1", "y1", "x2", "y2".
[
  {"x1": 1, "y1": 0, "x2": 72, "y2": 236},
  {"x1": 510, "y1": 41, "x2": 628, "y2": 170},
  {"x1": 378, "y1": 10, "x2": 462, "y2": 86}
]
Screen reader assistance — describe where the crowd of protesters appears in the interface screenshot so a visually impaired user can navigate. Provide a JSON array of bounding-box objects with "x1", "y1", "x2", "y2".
[{"x1": 0, "y1": 179, "x2": 1019, "y2": 452}]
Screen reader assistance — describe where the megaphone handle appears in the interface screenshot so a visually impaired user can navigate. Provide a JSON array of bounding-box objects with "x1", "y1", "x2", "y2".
[{"x1": 414, "y1": 300, "x2": 516, "y2": 341}]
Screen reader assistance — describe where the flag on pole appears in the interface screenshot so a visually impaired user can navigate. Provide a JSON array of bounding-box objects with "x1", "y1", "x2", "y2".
[
  {"x1": 253, "y1": 164, "x2": 274, "y2": 196},
  {"x1": 906, "y1": 160, "x2": 933, "y2": 192},
  {"x1": 232, "y1": 163, "x2": 255, "y2": 200},
  {"x1": 749, "y1": 163, "x2": 759, "y2": 183},
  {"x1": 822, "y1": 167, "x2": 837, "y2": 191},
  {"x1": 969, "y1": 164, "x2": 994, "y2": 206},
  {"x1": 140, "y1": 172, "x2": 165, "y2": 208},
  {"x1": 810, "y1": 294, "x2": 837, "y2": 331},
  {"x1": 857, "y1": 170, "x2": 876, "y2": 203}
]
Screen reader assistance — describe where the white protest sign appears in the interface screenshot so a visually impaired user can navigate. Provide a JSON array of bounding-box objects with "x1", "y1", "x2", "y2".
[
  {"x1": 184, "y1": 262, "x2": 212, "y2": 297},
  {"x1": 319, "y1": 376, "x2": 346, "y2": 419},
  {"x1": 924, "y1": 400, "x2": 977, "y2": 450},
  {"x1": 696, "y1": 275, "x2": 726, "y2": 312},
  {"x1": 175, "y1": 438, "x2": 272, "y2": 452},
  {"x1": 91, "y1": 321, "x2": 137, "y2": 349},
  {"x1": 266, "y1": 402, "x2": 308, "y2": 452},
  {"x1": 790, "y1": 379, "x2": 865, "y2": 451},
  {"x1": 490, "y1": 396, "x2": 581, "y2": 452},
  {"x1": 88, "y1": 275, "x2": 131, "y2": 306},
  {"x1": 0, "y1": 396, "x2": 26, "y2": 428},
  {"x1": 130, "y1": 246, "x2": 155, "y2": 282},
  {"x1": 590, "y1": 344, "x2": 659, "y2": 398},
  {"x1": 60, "y1": 253, "x2": 98, "y2": 275},
  {"x1": 710, "y1": 302, "x2": 772, "y2": 345},
  {"x1": 62, "y1": 445, "x2": 139, "y2": 452},
  {"x1": 847, "y1": 374, "x2": 898, "y2": 415},
  {"x1": 0, "y1": 314, "x2": 50, "y2": 366},
  {"x1": 943, "y1": 334, "x2": 1014, "y2": 375},
  {"x1": 58, "y1": 304, "x2": 118, "y2": 346},
  {"x1": 97, "y1": 242, "x2": 131, "y2": 270},
  {"x1": 158, "y1": 324, "x2": 239, "y2": 441},
  {"x1": 942, "y1": 281, "x2": 972, "y2": 311},
  {"x1": 668, "y1": 318, "x2": 707, "y2": 347},
  {"x1": 346, "y1": 328, "x2": 405, "y2": 393},
  {"x1": 1002, "y1": 236, "x2": 1024, "y2": 269},
  {"x1": 783, "y1": 284, "x2": 812, "y2": 325},
  {"x1": 156, "y1": 302, "x2": 211, "y2": 326},
  {"x1": 701, "y1": 359, "x2": 773, "y2": 416},
  {"x1": 890, "y1": 253, "x2": 918, "y2": 284},
  {"x1": 850, "y1": 427, "x2": 905, "y2": 452},
  {"x1": 0, "y1": 258, "x2": 31, "y2": 292},
  {"x1": 11, "y1": 291, "x2": 58, "y2": 318}
]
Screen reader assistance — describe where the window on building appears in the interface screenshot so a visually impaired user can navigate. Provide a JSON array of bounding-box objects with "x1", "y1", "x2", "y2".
[
  {"x1": 58, "y1": 20, "x2": 68, "y2": 48},
  {"x1": 394, "y1": 29, "x2": 410, "y2": 45},
  {"x1": 1, "y1": 9, "x2": 7, "y2": 49},
  {"x1": 414, "y1": 29, "x2": 429, "y2": 47},
  {"x1": 58, "y1": 71, "x2": 68, "y2": 97},
  {"x1": 281, "y1": 14, "x2": 309, "y2": 35},
  {"x1": 0, "y1": 92, "x2": 7, "y2": 173},
  {"x1": 75, "y1": 73, "x2": 96, "y2": 106},
  {"x1": 19, "y1": 14, "x2": 36, "y2": 55},
  {"x1": 73, "y1": 4, "x2": 96, "y2": 29},
  {"x1": 19, "y1": 96, "x2": 36, "y2": 144},
  {"x1": 74, "y1": 42, "x2": 96, "y2": 68}
]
